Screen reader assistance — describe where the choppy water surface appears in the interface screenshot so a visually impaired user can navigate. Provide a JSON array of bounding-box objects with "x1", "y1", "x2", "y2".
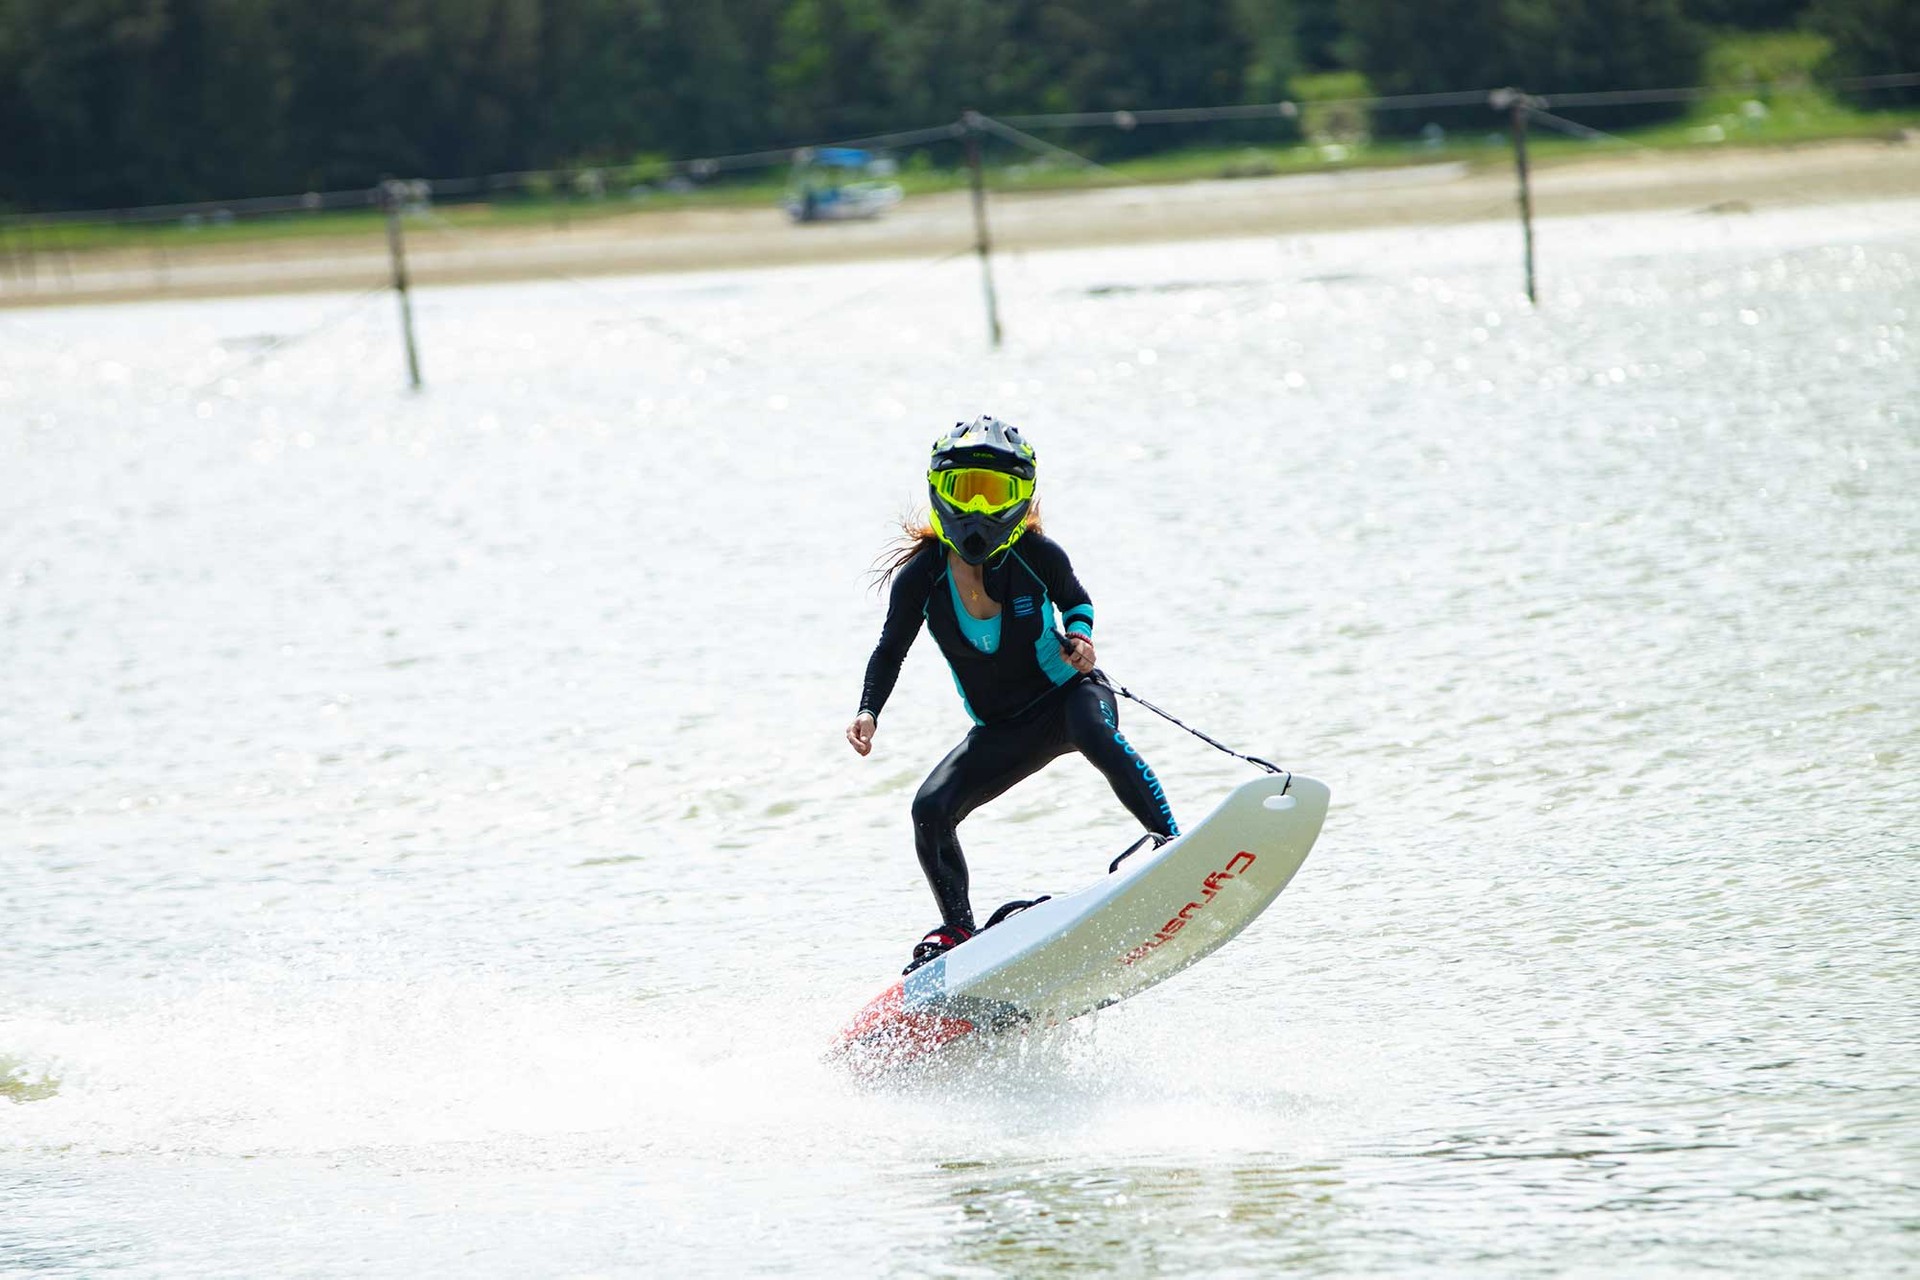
[{"x1": 3, "y1": 201, "x2": 1916, "y2": 1277}]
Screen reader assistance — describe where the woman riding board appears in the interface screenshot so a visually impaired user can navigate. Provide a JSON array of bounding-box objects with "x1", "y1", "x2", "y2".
[{"x1": 846, "y1": 416, "x2": 1178, "y2": 974}]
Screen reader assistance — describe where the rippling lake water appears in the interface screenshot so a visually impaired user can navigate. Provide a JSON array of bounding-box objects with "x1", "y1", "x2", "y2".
[{"x1": 4, "y1": 200, "x2": 1916, "y2": 1277}]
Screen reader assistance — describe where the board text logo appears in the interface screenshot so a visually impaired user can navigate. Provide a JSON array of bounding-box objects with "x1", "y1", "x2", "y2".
[{"x1": 1117, "y1": 851, "x2": 1255, "y2": 966}]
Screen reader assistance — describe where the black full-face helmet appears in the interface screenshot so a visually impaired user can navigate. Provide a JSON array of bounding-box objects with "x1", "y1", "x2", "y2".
[{"x1": 927, "y1": 416, "x2": 1037, "y2": 565}]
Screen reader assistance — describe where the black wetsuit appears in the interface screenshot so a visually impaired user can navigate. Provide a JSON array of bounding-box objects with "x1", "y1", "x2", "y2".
[{"x1": 858, "y1": 533, "x2": 1177, "y2": 931}]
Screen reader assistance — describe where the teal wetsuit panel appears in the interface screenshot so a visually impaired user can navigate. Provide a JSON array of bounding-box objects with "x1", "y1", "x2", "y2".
[
  {"x1": 947, "y1": 574, "x2": 1002, "y2": 654},
  {"x1": 1033, "y1": 600, "x2": 1076, "y2": 684}
]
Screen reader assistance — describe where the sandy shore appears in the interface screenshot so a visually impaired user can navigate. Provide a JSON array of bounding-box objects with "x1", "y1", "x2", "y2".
[{"x1": 3, "y1": 138, "x2": 1915, "y2": 308}]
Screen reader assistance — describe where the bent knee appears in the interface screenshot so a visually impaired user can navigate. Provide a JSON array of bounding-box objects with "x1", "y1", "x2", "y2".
[
  {"x1": 911, "y1": 788, "x2": 956, "y2": 831},
  {"x1": 1077, "y1": 728, "x2": 1137, "y2": 776}
]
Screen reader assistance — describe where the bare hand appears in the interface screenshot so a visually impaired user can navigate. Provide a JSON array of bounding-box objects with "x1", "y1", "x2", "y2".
[
  {"x1": 846, "y1": 712, "x2": 877, "y2": 756},
  {"x1": 1063, "y1": 634, "x2": 1096, "y2": 674}
]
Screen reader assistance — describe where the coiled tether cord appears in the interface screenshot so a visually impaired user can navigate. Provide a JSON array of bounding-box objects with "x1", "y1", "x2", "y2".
[{"x1": 1096, "y1": 670, "x2": 1292, "y2": 791}]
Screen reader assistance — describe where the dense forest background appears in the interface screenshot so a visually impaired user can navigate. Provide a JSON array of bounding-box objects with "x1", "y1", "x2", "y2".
[{"x1": 0, "y1": 0, "x2": 1912, "y2": 209}]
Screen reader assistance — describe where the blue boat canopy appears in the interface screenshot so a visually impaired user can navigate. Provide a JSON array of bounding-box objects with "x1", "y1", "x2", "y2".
[{"x1": 813, "y1": 147, "x2": 873, "y2": 168}]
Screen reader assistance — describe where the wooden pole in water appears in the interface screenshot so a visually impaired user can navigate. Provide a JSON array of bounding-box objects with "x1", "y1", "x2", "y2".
[
  {"x1": 1500, "y1": 89, "x2": 1538, "y2": 305},
  {"x1": 962, "y1": 112, "x2": 1004, "y2": 348},
  {"x1": 382, "y1": 179, "x2": 425, "y2": 390},
  {"x1": 53, "y1": 221, "x2": 72, "y2": 288}
]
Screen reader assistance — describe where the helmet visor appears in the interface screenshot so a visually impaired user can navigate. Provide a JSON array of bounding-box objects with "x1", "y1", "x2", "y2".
[{"x1": 932, "y1": 467, "x2": 1033, "y2": 513}]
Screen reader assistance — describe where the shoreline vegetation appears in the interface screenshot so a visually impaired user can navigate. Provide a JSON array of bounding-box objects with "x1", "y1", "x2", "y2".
[
  {"x1": 5, "y1": 20, "x2": 1915, "y2": 307},
  {"x1": 3, "y1": 129, "x2": 1915, "y2": 309}
]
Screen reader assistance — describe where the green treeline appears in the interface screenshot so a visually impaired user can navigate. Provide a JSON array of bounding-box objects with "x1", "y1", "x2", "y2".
[{"x1": 0, "y1": 0, "x2": 1909, "y2": 210}]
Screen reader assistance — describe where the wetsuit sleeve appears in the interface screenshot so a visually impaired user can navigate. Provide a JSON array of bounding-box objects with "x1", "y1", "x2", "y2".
[
  {"x1": 858, "y1": 559, "x2": 932, "y2": 719},
  {"x1": 1024, "y1": 535, "x2": 1095, "y2": 638}
]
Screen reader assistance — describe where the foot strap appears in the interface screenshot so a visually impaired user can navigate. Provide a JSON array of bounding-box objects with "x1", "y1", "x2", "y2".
[{"x1": 983, "y1": 896, "x2": 1052, "y2": 929}]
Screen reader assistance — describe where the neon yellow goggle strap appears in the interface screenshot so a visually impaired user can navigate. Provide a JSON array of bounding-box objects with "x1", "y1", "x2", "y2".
[{"x1": 930, "y1": 467, "x2": 1034, "y2": 513}]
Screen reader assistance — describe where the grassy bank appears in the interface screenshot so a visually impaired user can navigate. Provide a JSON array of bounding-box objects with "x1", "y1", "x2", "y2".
[{"x1": 5, "y1": 30, "x2": 1914, "y2": 261}]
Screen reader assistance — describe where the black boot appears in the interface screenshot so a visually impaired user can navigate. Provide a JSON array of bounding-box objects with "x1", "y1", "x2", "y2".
[{"x1": 904, "y1": 922, "x2": 974, "y2": 975}]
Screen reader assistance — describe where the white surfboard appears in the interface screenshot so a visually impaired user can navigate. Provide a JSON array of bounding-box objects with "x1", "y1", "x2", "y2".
[{"x1": 828, "y1": 772, "x2": 1329, "y2": 1077}]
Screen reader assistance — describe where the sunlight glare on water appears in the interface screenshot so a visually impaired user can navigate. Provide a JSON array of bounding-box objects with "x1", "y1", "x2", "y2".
[{"x1": 3, "y1": 201, "x2": 1916, "y2": 1276}]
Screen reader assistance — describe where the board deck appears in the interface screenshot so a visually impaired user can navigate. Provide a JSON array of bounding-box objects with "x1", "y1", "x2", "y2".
[{"x1": 828, "y1": 772, "x2": 1329, "y2": 1077}]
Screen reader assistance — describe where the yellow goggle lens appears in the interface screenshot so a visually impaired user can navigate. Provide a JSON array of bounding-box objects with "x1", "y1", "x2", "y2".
[{"x1": 934, "y1": 467, "x2": 1032, "y2": 511}]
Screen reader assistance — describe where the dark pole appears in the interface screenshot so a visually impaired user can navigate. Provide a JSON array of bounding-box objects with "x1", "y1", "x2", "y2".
[
  {"x1": 962, "y1": 111, "x2": 1003, "y2": 348},
  {"x1": 381, "y1": 179, "x2": 425, "y2": 390},
  {"x1": 1502, "y1": 90, "x2": 1538, "y2": 305},
  {"x1": 55, "y1": 223, "x2": 73, "y2": 288}
]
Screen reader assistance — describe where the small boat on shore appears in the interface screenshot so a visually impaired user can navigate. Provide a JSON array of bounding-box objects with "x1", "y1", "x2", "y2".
[{"x1": 784, "y1": 147, "x2": 904, "y2": 223}]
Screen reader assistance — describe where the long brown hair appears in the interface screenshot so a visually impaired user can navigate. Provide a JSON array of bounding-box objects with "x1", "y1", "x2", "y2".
[{"x1": 868, "y1": 501, "x2": 1045, "y2": 590}]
